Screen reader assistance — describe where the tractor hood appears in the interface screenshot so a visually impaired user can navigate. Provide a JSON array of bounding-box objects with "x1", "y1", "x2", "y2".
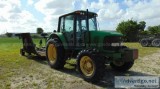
[
  {"x1": 90, "y1": 30, "x2": 123, "y2": 37},
  {"x1": 89, "y1": 30, "x2": 123, "y2": 50}
]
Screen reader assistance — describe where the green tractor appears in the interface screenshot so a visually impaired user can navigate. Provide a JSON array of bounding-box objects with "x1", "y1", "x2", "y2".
[{"x1": 45, "y1": 10, "x2": 138, "y2": 82}]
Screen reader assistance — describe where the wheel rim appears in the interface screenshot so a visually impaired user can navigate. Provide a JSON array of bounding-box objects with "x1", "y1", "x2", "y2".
[
  {"x1": 80, "y1": 56, "x2": 95, "y2": 77},
  {"x1": 113, "y1": 61, "x2": 124, "y2": 66},
  {"x1": 48, "y1": 44, "x2": 57, "y2": 64}
]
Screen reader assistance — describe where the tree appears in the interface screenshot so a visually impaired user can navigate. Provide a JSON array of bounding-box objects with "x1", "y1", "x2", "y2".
[
  {"x1": 148, "y1": 26, "x2": 160, "y2": 35},
  {"x1": 138, "y1": 21, "x2": 146, "y2": 31},
  {"x1": 5, "y1": 32, "x2": 12, "y2": 37},
  {"x1": 140, "y1": 30, "x2": 149, "y2": 35},
  {"x1": 37, "y1": 28, "x2": 44, "y2": 34},
  {"x1": 116, "y1": 20, "x2": 146, "y2": 42},
  {"x1": 138, "y1": 21, "x2": 146, "y2": 34}
]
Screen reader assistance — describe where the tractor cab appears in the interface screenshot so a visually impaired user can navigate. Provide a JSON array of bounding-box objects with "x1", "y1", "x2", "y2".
[{"x1": 57, "y1": 10, "x2": 98, "y2": 48}]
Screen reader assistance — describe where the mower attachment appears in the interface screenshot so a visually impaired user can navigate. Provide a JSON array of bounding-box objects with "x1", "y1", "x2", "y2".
[{"x1": 16, "y1": 33, "x2": 39, "y2": 56}]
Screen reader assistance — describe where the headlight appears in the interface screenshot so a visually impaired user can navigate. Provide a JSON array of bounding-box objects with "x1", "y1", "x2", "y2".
[{"x1": 104, "y1": 36, "x2": 123, "y2": 50}]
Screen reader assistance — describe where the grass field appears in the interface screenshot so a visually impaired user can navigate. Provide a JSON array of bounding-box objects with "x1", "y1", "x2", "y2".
[{"x1": 0, "y1": 37, "x2": 160, "y2": 89}]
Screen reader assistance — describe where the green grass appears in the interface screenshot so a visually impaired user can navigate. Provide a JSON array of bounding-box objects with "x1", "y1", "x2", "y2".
[
  {"x1": 0, "y1": 37, "x2": 20, "y2": 44},
  {"x1": 0, "y1": 37, "x2": 41, "y2": 88},
  {"x1": 0, "y1": 37, "x2": 159, "y2": 88}
]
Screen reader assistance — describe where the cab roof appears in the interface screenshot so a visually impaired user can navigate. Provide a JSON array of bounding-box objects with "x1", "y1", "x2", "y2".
[{"x1": 59, "y1": 10, "x2": 97, "y2": 18}]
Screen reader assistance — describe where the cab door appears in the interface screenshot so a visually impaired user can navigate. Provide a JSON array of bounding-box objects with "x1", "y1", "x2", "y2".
[
  {"x1": 75, "y1": 15, "x2": 87, "y2": 48},
  {"x1": 59, "y1": 15, "x2": 75, "y2": 48}
]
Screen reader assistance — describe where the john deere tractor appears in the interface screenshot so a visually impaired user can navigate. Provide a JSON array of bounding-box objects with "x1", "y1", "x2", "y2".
[
  {"x1": 45, "y1": 10, "x2": 138, "y2": 82},
  {"x1": 18, "y1": 10, "x2": 138, "y2": 83}
]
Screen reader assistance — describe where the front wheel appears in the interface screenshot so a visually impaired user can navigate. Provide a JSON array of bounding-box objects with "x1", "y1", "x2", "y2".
[
  {"x1": 110, "y1": 61, "x2": 134, "y2": 71},
  {"x1": 77, "y1": 50, "x2": 105, "y2": 83}
]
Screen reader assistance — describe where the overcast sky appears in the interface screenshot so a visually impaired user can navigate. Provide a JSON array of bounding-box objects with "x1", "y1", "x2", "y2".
[{"x1": 0, "y1": 0, "x2": 160, "y2": 34}]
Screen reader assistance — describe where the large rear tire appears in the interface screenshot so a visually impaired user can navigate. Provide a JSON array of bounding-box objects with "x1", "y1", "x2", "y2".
[
  {"x1": 110, "y1": 61, "x2": 134, "y2": 71},
  {"x1": 77, "y1": 50, "x2": 105, "y2": 83},
  {"x1": 46, "y1": 39, "x2": 65, "y2": 69}
]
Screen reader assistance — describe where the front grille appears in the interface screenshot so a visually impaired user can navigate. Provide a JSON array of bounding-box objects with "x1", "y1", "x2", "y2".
[{"x1": 103, "y1": 36, "x2": 122, "y2": 50}]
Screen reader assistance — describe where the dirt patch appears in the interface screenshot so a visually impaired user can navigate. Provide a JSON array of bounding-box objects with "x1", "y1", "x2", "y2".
[
  {"x1": 9, "y1": 62, "x2": 102, "y2": 89},
  {"x1": 131, "y1": 50, "x2": 160, "y2": 75}
]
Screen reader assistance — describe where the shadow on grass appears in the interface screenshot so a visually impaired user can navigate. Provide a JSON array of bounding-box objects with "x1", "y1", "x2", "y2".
[
  {"x1": 25, "y1": 55, "x2": 153, "y2": 88},
  {"x1": 25, "y1": 55, "x2": 48, "y2": 65},
  {"x1": 60, "y1": 66, "x2": 153, "y2": 88},
  {"x1": 95, "y1": 67, "x2": 152, "y2": 88}
]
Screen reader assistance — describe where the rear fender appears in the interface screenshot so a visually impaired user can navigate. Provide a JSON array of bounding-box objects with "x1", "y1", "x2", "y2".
[{"x1": 48, "y1": 33, "x2": 68, "y2": 49}]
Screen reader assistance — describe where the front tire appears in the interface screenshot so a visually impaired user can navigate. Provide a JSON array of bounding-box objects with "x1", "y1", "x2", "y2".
[
  {"x1": 110, "y1": 61, "x2": 134, "y2": 71},
  {"x1": 46, "y1": 39, "x2": 65, "y2": 69},
  {"x1": 77, "y1": 50, "x2": 105, "y2": 83}
]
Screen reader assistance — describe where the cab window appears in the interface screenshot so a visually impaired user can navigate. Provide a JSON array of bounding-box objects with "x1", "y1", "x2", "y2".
[{"x1": 60, "y1": 15, "x2": 74, "y2": 32}]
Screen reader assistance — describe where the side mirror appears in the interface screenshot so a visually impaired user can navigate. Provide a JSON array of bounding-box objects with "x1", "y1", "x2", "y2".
[{"x1": 54, "y1": 30, "x2": 56, "y2": 32}]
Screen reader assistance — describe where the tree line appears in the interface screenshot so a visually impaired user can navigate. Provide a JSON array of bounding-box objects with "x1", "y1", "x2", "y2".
[
  {"x1": 5, "y1": 27, "x2": 44, "y2": 37},
  {"x1": 5, "y1": 20, "x2": 160, "y2": 42},
  {"x1": 116, "y1": 20, "x2": 160, "y2": 42}
]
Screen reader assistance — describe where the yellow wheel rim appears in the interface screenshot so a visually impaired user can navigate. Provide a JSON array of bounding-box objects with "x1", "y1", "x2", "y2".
[
  {"x1": 80, "y1": 56, "x2": 95, "y2": 77},
  {"x1": 48, "y1": 44, "x2": 57, "y2": 64}
]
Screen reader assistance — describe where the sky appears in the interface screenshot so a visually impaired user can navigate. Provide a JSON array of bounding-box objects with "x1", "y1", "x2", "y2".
[{"x1": 0, "y1": 0, "x2": 160, "y2": 34}]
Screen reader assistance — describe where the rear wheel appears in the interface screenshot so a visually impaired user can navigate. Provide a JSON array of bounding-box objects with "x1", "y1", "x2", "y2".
[
  {"x1": 77, "y1": 50, "x2": 105, "y2": 83},
  {"x1": 46, "y1": 39, "x2": 65, "y2": 69},
  {"x1": 110, "y1": 61, "x2": 134, "y2": 71}
]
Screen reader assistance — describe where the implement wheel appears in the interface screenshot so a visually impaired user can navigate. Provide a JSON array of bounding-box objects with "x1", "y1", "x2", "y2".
[
  {"x1": 20, "y1": 48, "x2": 25, "y2": 56},
  {"x1": 151, "y1": 39, "x2": 160, "y2": 47},
  {"x1": 140, "y1": 39, "x2": 149, "y2": 47}
]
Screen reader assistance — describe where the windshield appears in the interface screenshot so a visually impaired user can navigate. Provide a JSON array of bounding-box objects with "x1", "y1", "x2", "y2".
[
  {"x1": 89, "y1": 17, "x2": 97, "y2": 31},
  {"x1": 76, "y1": 14, "x2": 97, "y2": 31}
]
